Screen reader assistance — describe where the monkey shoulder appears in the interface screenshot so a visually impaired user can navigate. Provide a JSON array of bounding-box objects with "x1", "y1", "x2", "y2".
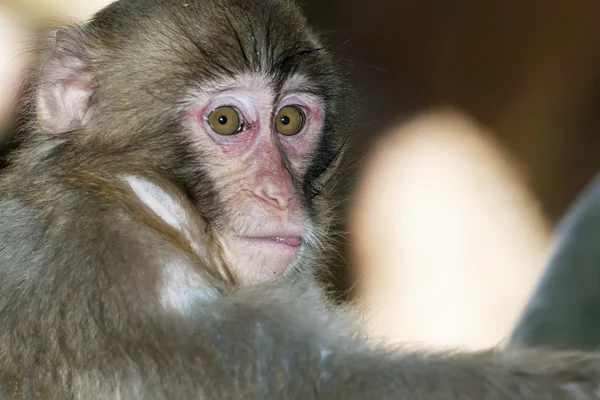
[{"x1": 0, "y1": 173, "x2": 194, "y2": 278}]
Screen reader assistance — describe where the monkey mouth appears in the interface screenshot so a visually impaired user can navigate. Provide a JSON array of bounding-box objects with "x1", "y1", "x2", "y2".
[
  {"x1": 236, "y1": 235, "x2": 303, "y2": 248},
  {"x1": 261, "y1": 236, "x2": 302, "y2": 247}
]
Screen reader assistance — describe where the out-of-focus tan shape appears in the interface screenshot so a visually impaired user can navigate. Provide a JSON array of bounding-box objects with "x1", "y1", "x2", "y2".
[
  {"x1": 1, "y1": 0, "x2": 113, "y2": 21},
  {"x1": 350, "y1": 109, "x2": 551, "y2": 351},
  {"x1": 0, "y1": 6, "x2": 29, "y2": 135},
  {"x1": 0, "y1": 0, "x2": 114, "y2": 134}
]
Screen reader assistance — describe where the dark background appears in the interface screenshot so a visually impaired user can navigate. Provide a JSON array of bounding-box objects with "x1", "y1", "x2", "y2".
[{"x1": 300, "y1": 0, "x2": 600, "y2": 222}]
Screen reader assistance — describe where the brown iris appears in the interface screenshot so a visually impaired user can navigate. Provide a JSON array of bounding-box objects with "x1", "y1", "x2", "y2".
[
  {"x1": 207, "y1": 106, "x2": 241, "y2": 135},
  {"x1": 274, "y1": 105, "x2": 305, "y2": 136}
]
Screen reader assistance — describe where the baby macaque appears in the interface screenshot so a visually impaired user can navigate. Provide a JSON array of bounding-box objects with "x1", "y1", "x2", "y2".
[{"x1": 1, "y1": 0, "x2": 600, "y2": 398}]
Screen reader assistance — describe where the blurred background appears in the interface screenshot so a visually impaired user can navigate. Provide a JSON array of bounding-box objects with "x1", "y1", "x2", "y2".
[{"x1": 2, "y1": 0, "x2": 600, "y2": 351}]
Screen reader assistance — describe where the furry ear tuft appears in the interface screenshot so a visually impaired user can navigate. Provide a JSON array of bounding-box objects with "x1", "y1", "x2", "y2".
[{"x1": 36, "y1": 27, "x2": 97, "y2": 137}]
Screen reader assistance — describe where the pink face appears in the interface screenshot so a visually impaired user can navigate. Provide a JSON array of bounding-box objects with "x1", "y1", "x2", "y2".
[{"x1": 184, "y1": 74, "x2": 325, "y2": 285}]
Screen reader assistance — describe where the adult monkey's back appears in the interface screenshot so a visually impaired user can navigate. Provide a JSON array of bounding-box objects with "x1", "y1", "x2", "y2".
[{"x1": 2, "y1": 0, "x2": 600, "y2": 398}]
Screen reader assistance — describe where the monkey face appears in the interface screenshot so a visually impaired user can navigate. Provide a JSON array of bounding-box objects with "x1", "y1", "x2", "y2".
[
  {"x1": 30, "y1": 0, "x2": 351, "y2": 290},
  {"x1": 183, "y1": 74, "x2": 325, "y2": 285}
]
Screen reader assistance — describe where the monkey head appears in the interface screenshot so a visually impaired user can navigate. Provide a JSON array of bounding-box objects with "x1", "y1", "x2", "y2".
[{"x1": 30, "y1": 0, "x2": 351, "y2": 286}]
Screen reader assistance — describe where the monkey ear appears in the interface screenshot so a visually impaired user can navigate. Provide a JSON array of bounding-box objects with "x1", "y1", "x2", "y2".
[{"x1": 36, "y1": 27, "x2": 97, "y2": 137}]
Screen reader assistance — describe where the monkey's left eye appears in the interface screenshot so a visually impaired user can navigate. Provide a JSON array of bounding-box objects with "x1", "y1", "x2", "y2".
[
  {"x1": 207, "y1": 106, "x2": 242, "y2": 136},
  {"x1": 275, "y1": 105, "x2": 305, "y2": 136}
]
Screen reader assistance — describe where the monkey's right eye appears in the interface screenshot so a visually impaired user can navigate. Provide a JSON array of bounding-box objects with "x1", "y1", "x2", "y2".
[{"x1": 207, "y1": 106, "x2": 242, "y2": 136}]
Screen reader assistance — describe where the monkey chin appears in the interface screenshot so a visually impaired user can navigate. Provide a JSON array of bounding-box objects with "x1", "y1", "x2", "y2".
[{"x1": 222, "y1": 235, "x2": 302, "y2": 285}]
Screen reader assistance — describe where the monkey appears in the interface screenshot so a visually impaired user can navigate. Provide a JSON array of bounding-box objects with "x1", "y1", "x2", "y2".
[
  {"x1": 510, "y1": 172, "x2": 600, "y2": 351},
  {"x1": 4, "y1": 0, "x2": 600, "y2": 399}
]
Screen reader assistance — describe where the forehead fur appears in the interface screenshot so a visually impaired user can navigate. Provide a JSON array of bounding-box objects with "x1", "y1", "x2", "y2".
[{"x1": 86, "y1": 0, "x2": 331, "y2": 94}]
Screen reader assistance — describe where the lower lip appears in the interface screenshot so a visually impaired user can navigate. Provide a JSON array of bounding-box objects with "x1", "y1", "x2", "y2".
[{"x1": 243, "y1": 236, "x2": 303, "y2": 248}]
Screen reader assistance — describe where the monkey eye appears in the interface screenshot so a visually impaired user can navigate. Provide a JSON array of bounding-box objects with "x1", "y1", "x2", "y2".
[
  {"x1": 274, "y1": 105, "x2": 305, "y2": 136},
  {"x1": 207, "y1": 106, "x2": 243, "y2": 136}
]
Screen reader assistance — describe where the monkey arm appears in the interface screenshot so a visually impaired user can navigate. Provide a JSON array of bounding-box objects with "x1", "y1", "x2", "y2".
[
  {"x1": 184, "y1": 284, "x2": 600, "y2": 400},
  {"x1": 510, "y1": 172, "x2": 600, "y2": 351}
]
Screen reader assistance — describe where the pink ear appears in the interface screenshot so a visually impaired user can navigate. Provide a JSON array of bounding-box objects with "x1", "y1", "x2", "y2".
[{"x1": 36, "y1": 27, "x2": 97, "y2": 137}]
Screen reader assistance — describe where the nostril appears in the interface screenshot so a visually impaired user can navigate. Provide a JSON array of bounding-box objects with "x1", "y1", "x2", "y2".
[
  {"x1": 252, "y1": 167, "x2": 295, "y2": 210},
  {"x1": 255, "y1": 181, "x2": 293, "y2": 210},
  {"x1": 258, "y1": 188, "x2": 289, "y2": 209}
]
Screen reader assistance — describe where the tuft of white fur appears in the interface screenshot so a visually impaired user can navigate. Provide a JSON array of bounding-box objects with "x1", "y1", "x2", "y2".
[
  {"x1": 124, "y1": 175, "x2": 188, "y2": 232},
  {"x1": 160, "y1": 262, "x2": 219, "y2": 312},
  {"x1": 123, "y1": 175, "x2": 202, "y2": 255},
  {"x1": 123, "y1": 175, "x2": 217, "y2": 312}
]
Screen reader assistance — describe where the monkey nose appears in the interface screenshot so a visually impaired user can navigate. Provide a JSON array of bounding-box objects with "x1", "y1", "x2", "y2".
[{"x1": 255, "y1": 182, "x2": 293, "y2": 210}]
